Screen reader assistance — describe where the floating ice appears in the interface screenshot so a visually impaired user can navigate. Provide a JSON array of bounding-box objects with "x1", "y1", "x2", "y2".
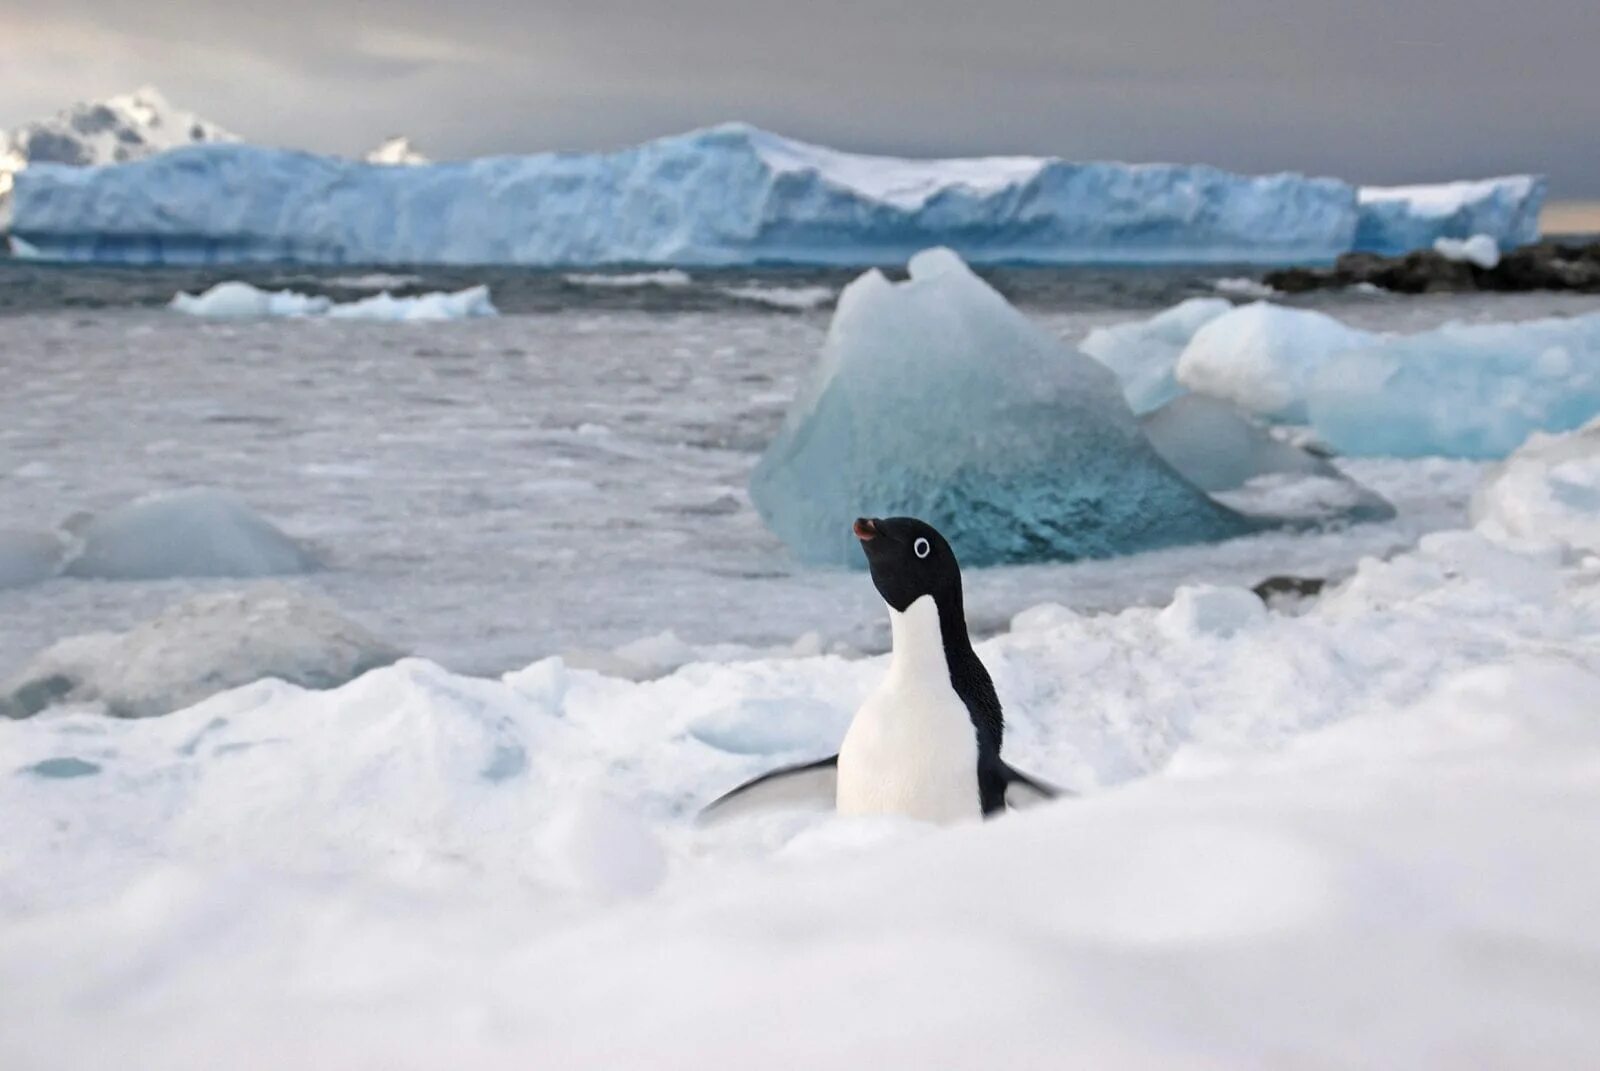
[
  {"x1": 11, "y1": 123, "x2": 1361, "y2": 266},
  {"x1": 750, "y1": 249, "x2": 1254, "y2": 566},
  {"x1": 1473, "y1": 418, "x2": 1600, "y2": 552},
  {"x1": 170, "y1": 281, "x2": 496, "y2": 321},
  {"x1": 1080, "y1": 297, "x2": 1232, "y2": 414},
  {"x1": 1308, "y1": 311, "x2": 1600, "y2": 459},
  {"x1": 1140, "y1": 394, "x2": 1394, "y2": 524},
  {"x1": 1433, "y1": 233, "x2": 1501, "y2": 269},
  {"x1": 0, "y1": 585, "x2": 402, "y2": 719},
  {"x1": 170, "y1": 281, "x2": 331, "y2": 318},
  {"x1": 718, "y1": 284, "x2": 836, "y2": 311},
  {"x1": 1356, "y1": 177, "x2": 1545, "y2": 255},
  {"x1": 0, "y1": 530, "x2": 69, "y2": 590},
  {"x1": 1175, "y1": 302, "x2": 1376, "y2": 422},
  {"x1": 563, "y1": 270, "x2": 693, "y2": 289},
  {"x1": 65, "y1": 488, "x2": 318, "y2": 581}
]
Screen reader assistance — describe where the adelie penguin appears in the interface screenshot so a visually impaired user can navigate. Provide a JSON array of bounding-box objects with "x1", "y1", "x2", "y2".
[{"x1": 704, "y1": 516, "x2": 1061, "y2": 824}]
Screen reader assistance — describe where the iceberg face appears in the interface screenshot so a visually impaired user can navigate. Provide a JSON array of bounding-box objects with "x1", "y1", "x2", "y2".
[
  {"x1": 1175, "y1": 302, "x2": 1376, "y2": 422},
  {"x1": 1473, "y1": 418, "x2": 1600, "y2": 553},
  {"x1": 1140, "y1": 394, "x2": 1394, "y2": 524},
  {"x1": 750, "y1": 248, "x2": 1255, "y2": 567},
  {"x1": 12, "y1": 123, "x2": 1360, "y2": 267},
  {"x1": 0, "y1": 586, "x2": 402, "y2": 719},
  {"x1": 64, "y1": 488, "x2": 319, "y2": 581},
  {"x1": 1080, "y1": 297, "x2": 1232, "y2": 414},
  {"x1": 1355, "y1": 177, "x2": 1546, "y2": 255},
  {"x1": 1308, "y1": 311, "x2": 1600, "y2": 459},
  {"x1": 169, "y1": 281, "x2": 497, "y2": 321}
]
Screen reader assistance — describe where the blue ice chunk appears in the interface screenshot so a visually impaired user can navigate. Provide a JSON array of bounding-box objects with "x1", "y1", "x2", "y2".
[
  {"x1": 1309, "y1": 311, "x2": 1600, "y2": 459},
  {"x1": 750, "y1": 249, "x2": 1256, "y2": 567},
  {"x1": 12, "y1": 124, "x2": 1360, "y2": 267},
  {"x1": 1080, "y1": 298, "x2": 1232, "y2": 414},
  {"x1": 65, "y1": 488, "x2": 318, "y2": 580}
]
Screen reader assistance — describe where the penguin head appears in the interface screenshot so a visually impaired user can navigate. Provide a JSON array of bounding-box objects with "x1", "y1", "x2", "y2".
[{"x1": 853, "y1": 516, "x2": 962, "y2": 612}]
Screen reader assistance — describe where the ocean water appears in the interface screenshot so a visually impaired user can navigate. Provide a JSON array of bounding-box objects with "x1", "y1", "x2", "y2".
[{"x1": 2, "y1": 261, "x2": 1596, "y2": 678}]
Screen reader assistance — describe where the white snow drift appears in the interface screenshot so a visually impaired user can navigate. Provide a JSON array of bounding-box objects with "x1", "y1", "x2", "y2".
[
  {"x1": 1473, "y1": 417, "x2": 1600, "y2": 553},
  {"x1": 2, "y1": 506, "x2": 1599, "y2": 1066},
  {"x1": 170, "y1": 282, "x2": 497, "y2": 321}
]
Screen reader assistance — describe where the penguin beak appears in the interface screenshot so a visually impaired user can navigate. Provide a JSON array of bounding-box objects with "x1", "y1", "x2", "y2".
[{"x1": 853, "y1": 517, "x2": 880, "y2": 542}]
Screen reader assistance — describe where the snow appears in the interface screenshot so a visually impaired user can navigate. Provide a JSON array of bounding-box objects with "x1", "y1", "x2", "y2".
[
  {"x1": 1080, "y1": 297, "x2": 1232, "y2": 413},
  {"x1": 1433, "y1": 233, "x2": 1501, "y2": 269},
  {"x1": 0, "y1": 86, "x2": 235, "y2": 225},
  {"x1": 1174, "y1": 301, "x2": 1376, "y2": 422},
  {"x1": 0, "y1": 529, "x2": 68, "y2": 590},
  {"x1": 1356, "y1": 177, "x2": 1545, "y2": 254},
  {"x1": 170, "y1": 281, "x2": 497, "y2": 321},
  {"x1": 1211, "y1": 276, "x2": 1280, "y2": 299},
  {"x1": 1472, "y1": 417, "x2": 1600, "y2": 552},
  {"x1": 2, "y1": 516, "x2": 1599, "y2": 1065},
  {"x1": 10, "y1": 122, "x2": 1360, "y2": 266},
  {"x1": 364, "y1": 136, "x2": 428, "y2": 166},
  {"x1": 64, "y1": 488, "x2": 319, "y2": 581},
  {"x1": 1308, "y1": 310, "x2": 1600, "y2": 459},
  {"x1": 750, "y1": 249, "x2": 1252, "y2": 565},
  {"x1": 0, "y1": 585, "x2": 402, "y2": 719},
  {"x1": 1140, "y1": 394, "x2": 1394, "y2": 524}
]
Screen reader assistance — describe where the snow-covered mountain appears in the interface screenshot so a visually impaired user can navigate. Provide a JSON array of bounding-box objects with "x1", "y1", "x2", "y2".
[
  {"x1": 0, "y1": 87, "x2": 236, "y2": 226},
  {"x1": 364, "y1": 136, "x2": 429, "y2": 166}
]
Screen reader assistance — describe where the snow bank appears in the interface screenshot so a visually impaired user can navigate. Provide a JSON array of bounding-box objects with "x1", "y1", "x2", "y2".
[
  {"x1": 65, "y1": 488, "x2": 318, "y2": 580},
  {"x1": 170, "y1": 281, "x2": 497, "y2": 320},
  {"x1": 1141, "y1": 394, "x2": 1393, "y2": 524},
  {"x1": 1308, "y1": 310, "x2": 1600, "y2": 459},
  {"x1": 1433, "y1": 233, "x2": 1500, "y2": 269},
  {"x1": 11, "y1": 123, "x2": 1359, "y2": 266},
  {"x1": 1080, "y1": 297, "x2": 1231, "y2": 414},
  {"x1": 1473, "y1": 417, "x2": 1600, "y2": 552},
  {"x1": 1174, "y1": 302, "x2": 1376, "y2": 421},
  {"x1": 750, "y1": 249, "x2": 1252, "y2": 565},
  {"x1": 2, "y1": 524, "x2": 1598, "y2": 1066},
  {"x1": 0, "y1": 529, "x2": 69, "y2": 590},
  {"x1": 0, "y1": 586, "x2": 402, "y2": 719},
  {"x1": 1356, "y1": 177, "x2": 1546, "y2": 254}
]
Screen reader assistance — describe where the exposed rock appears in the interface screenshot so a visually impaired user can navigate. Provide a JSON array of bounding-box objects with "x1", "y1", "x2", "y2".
[{"x1": 1266, "y1": 240, "x2": 1600, "y2": 294}]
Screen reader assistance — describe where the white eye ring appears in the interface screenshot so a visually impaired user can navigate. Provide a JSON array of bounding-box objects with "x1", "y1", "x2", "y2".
[{"x1": 913, "y1": 537, "x2": 931, "y2": 559}]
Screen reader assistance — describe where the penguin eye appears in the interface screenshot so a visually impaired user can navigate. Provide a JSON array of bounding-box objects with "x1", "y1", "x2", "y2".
[{"x1": 913, "y1": 537, "x2": 931, "y2": 559}]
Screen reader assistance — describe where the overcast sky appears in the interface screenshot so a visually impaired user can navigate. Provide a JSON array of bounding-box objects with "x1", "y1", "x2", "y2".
[{"x1": 3, "y1": 0, "x2": 1596, "y2": 196}]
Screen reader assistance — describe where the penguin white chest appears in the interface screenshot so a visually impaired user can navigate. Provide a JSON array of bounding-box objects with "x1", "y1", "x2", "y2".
[{"x1": 836, "y1": 596, "x2": 981, "y2": 824}]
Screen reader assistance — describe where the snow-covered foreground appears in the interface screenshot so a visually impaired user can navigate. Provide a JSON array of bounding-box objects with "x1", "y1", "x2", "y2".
[{"x1": 4, "y1": 510, "x2": 1600, "y2": 1066}]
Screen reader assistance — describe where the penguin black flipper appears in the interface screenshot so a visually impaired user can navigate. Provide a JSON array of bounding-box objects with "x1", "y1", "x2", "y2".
[
  {"x1": 999, "y1": 762, "x2": 1068, "y2": 810},
  {"x1": 698, "y1": 755, "x2": 839, "y2": 824}
]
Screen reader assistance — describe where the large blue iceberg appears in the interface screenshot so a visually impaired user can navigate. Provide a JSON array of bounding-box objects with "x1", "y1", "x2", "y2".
[
  {"x1": 11, "y1": 124, "x2": 1369, "y2": 266},
  {"x1": 749, "y1": 248, "x2": 1256, "y2": 567},
  {"x1": 1354, "y1": 178, "x2": 1546, "y2": 255}
]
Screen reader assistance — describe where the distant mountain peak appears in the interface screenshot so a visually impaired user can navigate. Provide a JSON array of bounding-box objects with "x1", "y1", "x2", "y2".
[{"x1": 365, "y1": 136, "x2": 429, "y2": 166}]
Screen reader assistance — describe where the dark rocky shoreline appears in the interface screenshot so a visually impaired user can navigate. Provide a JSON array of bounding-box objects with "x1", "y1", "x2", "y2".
[{"x1": 1266, "y1": 239, "x2": 1600, "y2": 295}]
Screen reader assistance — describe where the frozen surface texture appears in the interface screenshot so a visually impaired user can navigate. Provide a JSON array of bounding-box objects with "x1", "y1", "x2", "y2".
[
  {"x1": 750, "y1": 250, "x2": 1254, "y2": 565},
  {"x1": 1141, "y1": 394, "x2": 1394, "y2": 524},
  {"x1": 65, "y1": 488, "x2": 319, "y2": 581},
  {"x1": 1433, "y1": 234, "x2": 1501, "y2": 269},
  {"x1": 0, "y1": 585, "x2": 402, "y2": 719},
  {"x1": 171, "y1": 282, "x2": 497, "y2": 320},
  {"x1": 1080, "y1": 297, "x2": 1231, "y2": 414},
  {"x1": 1309, "y1": 310, "x2": 1600, "y2": 459},
  {"x1": 12, "y1": 123, "x2": 1361, "y2": 266},
  {"x1": 2, "y1": 525, "x2": 1599, "y2": 1067},
  {"x1": 1473, "y1": 417, "x2": 1600, "y2": 552},
  {"x1": 1356, "y1": 177, "x2": 1546, "y2": 255},
  {"x1": 0, "y1": 530, "x2": 69, "y2": 590},
  {"x1": 1174, "y1": 301, "x2": 1376, "y2": 421}
]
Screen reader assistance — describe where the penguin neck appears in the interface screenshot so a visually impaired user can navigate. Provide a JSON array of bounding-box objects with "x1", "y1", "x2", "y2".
[{"x1": 887, "y1": 592, "x2": 972, "y2": 680}]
